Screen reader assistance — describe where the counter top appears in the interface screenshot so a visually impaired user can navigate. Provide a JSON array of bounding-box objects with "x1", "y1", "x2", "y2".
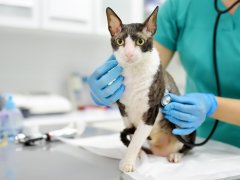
[{"x1": 0, "y1": 126, "x2": 132, "y2": 180}]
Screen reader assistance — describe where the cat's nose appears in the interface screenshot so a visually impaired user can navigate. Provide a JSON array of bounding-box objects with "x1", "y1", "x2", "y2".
[{"x1": 125, "y1": 53, "x2": 134, "y2": 59}]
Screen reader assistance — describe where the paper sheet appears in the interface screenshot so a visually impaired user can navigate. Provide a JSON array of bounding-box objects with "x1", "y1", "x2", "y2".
[{"x1": 58, "y1": 134, "x2": 240, "y2": 180}]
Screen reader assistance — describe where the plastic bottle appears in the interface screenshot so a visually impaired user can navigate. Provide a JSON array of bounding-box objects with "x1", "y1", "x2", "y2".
[
  {"x1": 5, "y1": 96, "x2": 23, "y2": 139},
  {"x1": 0, "y1": 95, "x2": 23, "y2": 143}
]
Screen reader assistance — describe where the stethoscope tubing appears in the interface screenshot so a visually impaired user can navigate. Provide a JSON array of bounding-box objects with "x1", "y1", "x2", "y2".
[{"x1": 214, "y1": 0, "x2": 240, "y2": 14}]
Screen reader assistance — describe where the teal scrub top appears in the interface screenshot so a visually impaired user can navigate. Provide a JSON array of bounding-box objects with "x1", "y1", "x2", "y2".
[{"x1": 154, "y1": 0, "x2": 240, "y2": 147}]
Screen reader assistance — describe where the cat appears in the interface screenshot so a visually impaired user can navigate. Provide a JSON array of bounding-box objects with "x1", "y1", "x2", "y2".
[{"x1": 106, "y1": 7, "x2": 196, "y2": 173}]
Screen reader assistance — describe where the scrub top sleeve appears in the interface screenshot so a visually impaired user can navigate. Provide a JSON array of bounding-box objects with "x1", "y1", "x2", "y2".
[{"x1": 154, "y1": 0, "x2": 179, "y2": 51}]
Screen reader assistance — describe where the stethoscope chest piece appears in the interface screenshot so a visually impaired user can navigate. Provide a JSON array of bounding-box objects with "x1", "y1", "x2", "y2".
[{"x1": 161, "y1": 89, "x2": 172, "y2": 106}]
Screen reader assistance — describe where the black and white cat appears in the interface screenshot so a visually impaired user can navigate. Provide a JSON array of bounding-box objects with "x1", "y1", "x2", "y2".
[{"x1": 106, "y1": 7, "x2": 196, "y2": 173}]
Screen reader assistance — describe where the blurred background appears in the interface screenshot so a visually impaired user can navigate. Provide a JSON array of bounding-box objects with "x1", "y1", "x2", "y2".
[
  {"x1": 0, "y1": 0, "x2": 185, "y2": 111},
  {"x1": 1, "y1": 3, "x2": 240, "y2": 180}
]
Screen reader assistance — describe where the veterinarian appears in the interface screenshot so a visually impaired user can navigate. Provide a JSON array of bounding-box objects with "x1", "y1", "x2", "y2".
[{"x1": 88, "y1": 0, "x2": 240, "y2": 148}]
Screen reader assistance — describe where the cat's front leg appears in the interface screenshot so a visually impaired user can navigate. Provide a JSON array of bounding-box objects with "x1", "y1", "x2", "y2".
[{"x1": 119, "y1": 121, "x2": 153, "y2": 172}]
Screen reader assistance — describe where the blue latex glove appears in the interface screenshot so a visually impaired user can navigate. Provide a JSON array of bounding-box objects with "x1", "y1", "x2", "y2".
[
  {"x1": 88, "y1": 56, "x2": 125, "y2": 106},
  {"x1": 162, "y1": 93, "x2": 218, "y2": 135}
]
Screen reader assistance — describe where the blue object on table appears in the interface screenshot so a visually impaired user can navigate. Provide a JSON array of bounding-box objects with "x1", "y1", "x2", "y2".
[{"x1": 0, "y1": 95, "x2": 23, "y2": 143}]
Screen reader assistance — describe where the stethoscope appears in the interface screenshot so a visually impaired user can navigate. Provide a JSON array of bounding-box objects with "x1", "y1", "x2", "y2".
[{"x1": 161, "y1": 0, "x2": 240, "y2": 148}]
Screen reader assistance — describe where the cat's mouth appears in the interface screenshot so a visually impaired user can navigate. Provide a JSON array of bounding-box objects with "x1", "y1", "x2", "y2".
[
  {"x1": 126, "y1": 58, "x2": 135, "y2": 63},
  {"x1": 124, "y1": 55, "x2": 139, "y2": 63},
  {"x1": 115, "y1": 54, "x2": 139, "y2": 66}
]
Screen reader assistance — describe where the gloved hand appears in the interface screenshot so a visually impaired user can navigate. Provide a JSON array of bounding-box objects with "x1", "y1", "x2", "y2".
[
  {"x1": 88, "y1": 55, "x2": 125, "y2": 106},
  {"x1": 162, "y1": 93, "x2": 218, "y2": 135}
]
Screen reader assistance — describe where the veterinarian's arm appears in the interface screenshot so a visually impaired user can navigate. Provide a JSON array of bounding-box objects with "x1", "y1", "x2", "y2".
[
  {"x1": 212, "y1": 97, "x2": 240, "y2": 126},
  {"x1": 154, "y1": 41, "x2": 175, "y2": 68}
]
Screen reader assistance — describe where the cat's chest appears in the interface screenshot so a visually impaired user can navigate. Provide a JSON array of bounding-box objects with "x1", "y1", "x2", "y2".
[
  {"x1": 121, "y1": 72, "x2": 152, "y2": 101},
  {"x1": 120, "y1": 54, "x2": 160, "y2": 103},
  {"x1": 120, "y1": 66, "x2": 158, "y2": 123}
]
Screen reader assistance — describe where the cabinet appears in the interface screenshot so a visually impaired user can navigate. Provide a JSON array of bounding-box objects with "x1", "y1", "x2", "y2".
[
  {"x1": 95, "y1": 0, "x2": 144, "y2": 34},
  {"x1": 42, "y1": 0, "x2": 93, "y2": 33},
  {"x1": 0, "y1": 0, "x2": 144, "y2": 34},
  {"x1": 0, "y1": 0, "x2": 40, "y2": 28}
]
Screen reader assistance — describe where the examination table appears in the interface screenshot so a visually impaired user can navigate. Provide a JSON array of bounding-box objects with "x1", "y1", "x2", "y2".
[{"x1": 0, "y1": 126, "x2": 240, "y2": 180}]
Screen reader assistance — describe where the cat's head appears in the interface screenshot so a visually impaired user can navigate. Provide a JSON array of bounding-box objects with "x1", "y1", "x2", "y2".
[{"x1": 106, "y1": 7, "x2": 159, "y2": 66}]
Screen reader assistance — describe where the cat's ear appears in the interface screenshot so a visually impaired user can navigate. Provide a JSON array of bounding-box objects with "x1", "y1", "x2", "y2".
[
  {"x1": 106, "y1": 7, "x2": 123, "y2": 36},
  {"x1": 143, "y1": 6, "x2": 159, "y2": 36}
]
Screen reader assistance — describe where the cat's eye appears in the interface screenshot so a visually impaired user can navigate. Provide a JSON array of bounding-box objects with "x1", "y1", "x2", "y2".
[
  {"x1": 136, "y1": 38, "x2": 145, "y2": 46},
  {"x1": 116, "y1": 38, "x2": 124, "y2": 46}
]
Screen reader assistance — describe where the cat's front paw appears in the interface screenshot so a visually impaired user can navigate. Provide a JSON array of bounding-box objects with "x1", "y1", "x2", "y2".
[
  {"x1": 119, "y1": 159, "x2": 136, "y2": 172},
  {"x1": 167, "y1": 152, "x2": 183, "y2": 163}
]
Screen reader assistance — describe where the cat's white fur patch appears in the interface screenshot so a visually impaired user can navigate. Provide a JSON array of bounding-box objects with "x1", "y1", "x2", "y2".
[
  {"x1": 116, "y1": 47, "x2": 161, "y2": 127},
  {"x1": 120, "y1": 121, "x2": 153, "y2": 172},
  {"x1": 168, "y1": 152, "x2": 183, "y2": 163},
  {"x1": 124, "y1": 37, "x2": 135, "y2": 57},
  {"x1": 143, "y1": 27, "x2": 152, "y2": 37}
]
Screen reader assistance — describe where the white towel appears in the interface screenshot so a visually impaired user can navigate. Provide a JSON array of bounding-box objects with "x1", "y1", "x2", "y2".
[{"x1": 59, "y1": 134, "x2": 240, "y2": 180}]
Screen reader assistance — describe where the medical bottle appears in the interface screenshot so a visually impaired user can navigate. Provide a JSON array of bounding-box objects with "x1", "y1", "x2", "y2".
[{"x1": 2, "y1": 95, "x2": 24, "y2": 142}]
